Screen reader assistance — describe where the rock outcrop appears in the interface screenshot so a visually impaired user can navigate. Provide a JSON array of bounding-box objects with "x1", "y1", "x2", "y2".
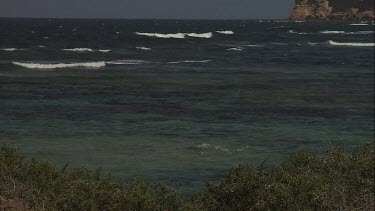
[{"x1": 290, "y1": 0, "x2": 374, "y2": 21}]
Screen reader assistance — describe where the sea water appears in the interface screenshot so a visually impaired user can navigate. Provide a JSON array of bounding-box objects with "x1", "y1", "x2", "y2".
[{"x1": 0, "y1": 19, "x2": 374, "y2": 194}]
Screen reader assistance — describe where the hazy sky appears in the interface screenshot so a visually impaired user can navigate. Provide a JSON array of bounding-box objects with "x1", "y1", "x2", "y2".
[{"x1": 0, "y1": 0, "x2": 295, "y2": 19}]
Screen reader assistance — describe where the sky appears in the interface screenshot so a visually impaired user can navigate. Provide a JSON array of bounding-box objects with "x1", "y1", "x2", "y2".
[{"x1": 0, "y1": 0, "x2": 295, "y2": 19}]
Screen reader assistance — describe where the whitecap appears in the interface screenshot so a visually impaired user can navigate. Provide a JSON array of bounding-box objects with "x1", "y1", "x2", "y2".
[
  {"x1": 12, "y1": 61, "x2": 106, "y2": 69},
  {"x1": 43, "y1": 37, "x2": 49, "y2": 39},
  {"x1": 63, "y1": 48, "x2": 94, "y2": 52},
  {"x1": 321, "y1": 30, "x2": 374, "y2": 35},
  {"x1": 327, "y1": 40, "x2": 374, "y2": 47},
  {"x1": 98, "y1": 49, "x2": 111, "y2": 53},
  {"x1": 168, "y1": 60, "x2": 211, "y2": 64},
  {"x1": 216, "y1": 30, "x2": 234, "y2": 35},
  {"x1": 320, "y1": 30, "x2": 346, "y2": 34},
  {"x1": 135, "y1": 32, "x2": 186, "y2": 39},
  {"x1": 350, "y1": 23, "x2": 369, "y2": 26},
  {"x1": 227, "y1": 47, "x2": 243, "y2": 51},
  {"x1": 1, "y1": 48, "x2": 21, "y2": 51},
  {"x1": 185, "y1": 32, "x2": 213, "y2": 38},
  {"x1": 136, "y1": 47, "x2": 152, "y2": 51}
]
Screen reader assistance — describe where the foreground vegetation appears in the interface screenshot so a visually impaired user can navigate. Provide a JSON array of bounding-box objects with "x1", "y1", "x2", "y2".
[{"x1": 0, "y1": 141, "x2": 374, "y2": 211}]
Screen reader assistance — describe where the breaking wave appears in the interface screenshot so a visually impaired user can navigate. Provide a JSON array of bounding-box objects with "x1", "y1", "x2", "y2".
[
  {"x1": 216, "y1": 30, "x2": 234, "y2": 35},
  {"x1": 320, "y1": 30, "x2": 346, "y2": 34},
  {"x1": 185, "y1": 32, "x2": 213, "y2": 38},
  {"x1": 349, "y1": 23, "x2": 369, "y2": 26},
  {"x1": 327, "y1": 40, "x2": 374, "y2": 47},
  {"x1": 320, "y1": 30, "x2": 374, "y2": 35},
  {"x1": 227, "y1": 47, "x2": 243, "y2": 51},
  {"x1": 98, "y1": 49, "x2": 112, "y2": 53},
  {"x1": 136, "y1": 47, "x2": 152, "y2": 51},
  {"x1": 135, "y1": 32, "x2": 186, "y2": 39},
  {"x1": 63, "y1": 48, "x2": 111, "y2": 53},
  {"x1": 12, "y1": 61, "x2": 106, "y2": 69},
  {"x1": 1, "y1": 48, "x2": 24, "y2": 51},
  {"x1": 135, "y1": 32, "x2": 213, "y2": 39}
]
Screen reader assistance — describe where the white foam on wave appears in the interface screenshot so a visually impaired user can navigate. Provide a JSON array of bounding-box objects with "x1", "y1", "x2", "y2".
[
  {"x1": 320, "y1": 30, "x2": 346, "y2": 34},
  {"x1": 321, "y1": 30, "x2": 374, "y2": 35},
  {"x1": 106, "y1": 60, "x2": 149, "y2": 65},
  {"x1": 135, "y1": 32, "x2": 186, "y2": 39},
  {"x1": 327, "y1": 40, "x2": 374, "y2": 47},
  {"x1": 350, "y1": 23, "x2": 369, "y2": 26},
  {"x1": 216, "y1": 30, "x2": 234, "y2": 35},
  {"x1": 136, "y1": 47, "x2": 152, "y2": 51},
  {"x1": 185, "y1": 32, "x2": 213, "y2": 38},
  {"x1": 168, "y1": 60, "x2": 211, "y2": 64},
  {"x1": 227, "y1": 47, "x2": 243, "y2": 51},
  {"x1": 135, "y1": 32, "x2": 213, "y2": 39},
  {"x1": 1, "y1": 48, "x2": 23, "y2": 51},
  {"x1": 98, "y1": 49, "x2": 112, "y2": 53},
  {"x1": 63, "y1": 48, "x2": 111, "y2": 53},
  {"x1": 12, "y1": 61, "x2": 106, "y2": 69},
  {"x1": 63, "y1": 48, "x2": 93, "y2": 52}
]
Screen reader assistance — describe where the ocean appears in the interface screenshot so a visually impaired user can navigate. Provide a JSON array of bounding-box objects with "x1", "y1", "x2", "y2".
[{"x1": 0, "y1": 18, "x2": 374, "y2": 194}]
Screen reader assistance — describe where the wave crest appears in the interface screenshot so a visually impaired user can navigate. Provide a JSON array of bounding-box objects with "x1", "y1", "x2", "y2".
[
  {"x1": 186, "y1": 32, "x2": 213, "y2": 38},
  {"x1": 216, "y1": 31, "x2": 234, "y2": 35},
  {"x1": 12, "y1": 61, "x2": 106, "y2": 69},
  {"x1": 327, "y1": 40, "x2": 374, "y2": 47},
  {"x1": 136, "y1": 47, "x2": 152, "y2": 51},
  {"x1": 135, "y1": 32, "x2": 186, "y2": 39},
  {"x1": 135, "y1": 32, "x2": 213, "y2": 39}
]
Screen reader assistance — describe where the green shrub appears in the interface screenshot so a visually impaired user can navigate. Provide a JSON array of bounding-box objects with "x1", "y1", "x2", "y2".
[
  {"x1": 193, "y1": 141, "x2": 374, "y2": 211},
  {"x1": 0, "y1": 141, "x2": 374, "y2": 210}
]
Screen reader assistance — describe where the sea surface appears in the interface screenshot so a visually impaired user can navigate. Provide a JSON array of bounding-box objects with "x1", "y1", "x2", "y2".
[{"x1": 0, "y1": 19, "x2": 374, "y2": 194}]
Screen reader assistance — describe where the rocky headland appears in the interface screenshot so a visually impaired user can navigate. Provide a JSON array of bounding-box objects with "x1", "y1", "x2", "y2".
[{"x1": 290, "y1": 0, "x2": 374, "y2": 21}]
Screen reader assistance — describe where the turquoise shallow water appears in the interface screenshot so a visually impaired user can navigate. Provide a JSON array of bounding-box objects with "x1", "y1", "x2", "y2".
[{"x1": 0, "y1": 19, "x2": 374, "y2": 193}]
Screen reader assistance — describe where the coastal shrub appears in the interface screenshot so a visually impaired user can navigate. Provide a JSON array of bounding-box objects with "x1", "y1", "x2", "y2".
[
  {"x1": 193, "y1": 141, "x2": 374, "y2": 211},
  {"x1": 0, "y1": 141, "x2": 374, "y2": 211}
]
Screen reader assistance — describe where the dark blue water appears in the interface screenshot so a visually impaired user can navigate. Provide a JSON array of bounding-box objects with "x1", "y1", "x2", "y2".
[{"x1": 0, "y1": 18, "x2": 374, "y2": 194}]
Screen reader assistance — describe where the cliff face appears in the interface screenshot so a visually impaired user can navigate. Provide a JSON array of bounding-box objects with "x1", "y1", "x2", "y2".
[{"x1": 291, "y1": 0, "x2": 374, "y2": 21}]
